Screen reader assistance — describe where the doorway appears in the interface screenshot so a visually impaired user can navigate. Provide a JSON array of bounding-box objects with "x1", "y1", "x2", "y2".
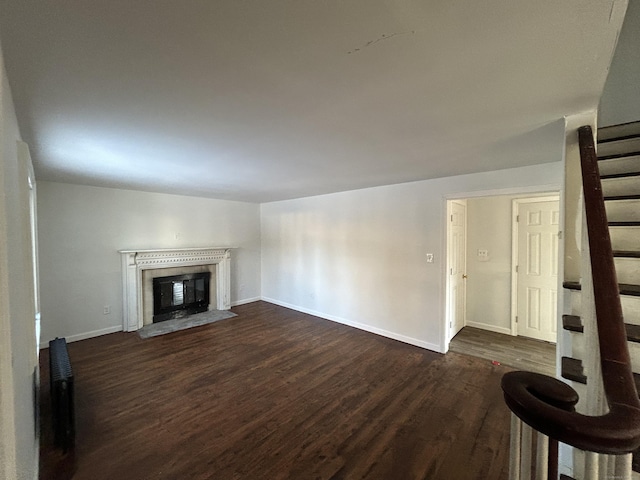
[{"x1": 445, "y1": 192, "x2": 560, "y2": 353}]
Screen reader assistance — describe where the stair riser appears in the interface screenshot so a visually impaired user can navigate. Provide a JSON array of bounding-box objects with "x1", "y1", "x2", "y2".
[
  {"x1": 605, "y1": 199, "x2": 640, "y2": 222},
  {"x1": 631, "y1": 343, "x2": 640, "y2": 373},
  {"x1": 609, "y1": 226, "x2": 640, "y2": 251},
  {"x1": 573, "y1": 382, "x2": 588, "y2": 415},
  {"x1": 615, "y1": 257, "x2": 640, "y2": 285},
  {"x1": 598, "y1": 155, "x2": 640, "y2": 176},
  {"x1": 570, "y1": 332, "x2": 586, "y2": 362},
  {"x1": 623, "y1": 296, "x2": 640, "y2": 326},
  {"x1": 565, "y1": 335, "x2": 640, "y2": 377},
  {"x1": 602, "y1": 176, "x2": 640, "y2": 197},
  {"x1": 597, "y1": 137, "x2": 640, "y2": 157},
  {"x1": 569, "y1": 288, "x2": 582, "y2": 316},
  {"x1": 569, "y1": 290, "x2": 640, "y2": 326},
  {"x1": 598, "y1": 122, "x2": 640, "y2": 142}
]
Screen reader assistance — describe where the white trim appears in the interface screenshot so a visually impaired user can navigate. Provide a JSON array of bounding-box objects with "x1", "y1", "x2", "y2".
[
  {"x1": 20, "y1": 141, "x2": 41, "y2": 353},
  {"x1": 511, "y1": 200, "x2": 519, "y2": 336},
  {"x1": 261, "y1": 297, "x2": 443, "y2": 353},
  {"x1": 440, "y1": 197, "x2": 449, "y2": 353},
  {"x1": 118, "y1": 246, "x2": 238, "y2": 254},
  {"x1": 0, "y1": 157, "x2": 16, "y2": 480},
  {"x1": 466, "y1": 321, "x2": 512, "y2": 336},
  {"x1": 231, "y1": 297, "x2": 261, "y2": 307},
  {"x1": 445, "y1": 200, "x2": 453, "y2": 349},
  {"x1": 40, "y1": 325, "x2": 123, "y2": 348},
  {"x1": 444, "y1": 184, "x2": 561, "y2": 201},
  {"x1": 38, "y1": 300, "x2": 259, "y2": 347}
]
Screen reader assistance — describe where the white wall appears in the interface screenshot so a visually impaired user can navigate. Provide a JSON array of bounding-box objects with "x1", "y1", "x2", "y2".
[
  {"x1": 599, "y1": 0, "x2": 640, "y2": 126},
  {"x1": 37, "y1": 182, "x2": 261, "y2": 344},
  {"x1": 0, "y1": 53, "x2": 38, "y2": 479},
  {"x1": 465, "y1": 195, "x2": 520, "y2": 334},
  {"x1": 261, "y1": 162, "x2": 563, "y2": 353}
]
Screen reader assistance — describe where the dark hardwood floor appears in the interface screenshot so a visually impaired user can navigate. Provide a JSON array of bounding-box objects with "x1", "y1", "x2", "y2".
[{"x1": 40, "y1": 301, "x2": 512, "y2": 480}]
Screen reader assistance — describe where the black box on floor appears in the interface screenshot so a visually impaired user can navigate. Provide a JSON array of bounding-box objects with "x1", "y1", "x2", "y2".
[{"x1": 49, "y1": 337, "x2": 75, "y2": 451}]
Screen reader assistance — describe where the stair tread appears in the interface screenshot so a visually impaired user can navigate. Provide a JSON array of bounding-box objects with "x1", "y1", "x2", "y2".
[
  {"x1": 598, "y1": 150, "x2": 640, "y2": 161},
  {"x1": 598, "y1": 132, "x2": 640, "y2": 144},
  {"x1": 605, "y1": 194, "x2": 640, "y2": 201},
  {"x1": 562, "y1": 315, "x2": 640, "y2": 343},
  {"x1": 614, "y1": 250, "x2": 640, "y2": 258},
  {"x1": 561, "y1": 357, "x2": 587, "y2": 384},
  {"x1": 561, "y1": 357, "x2": 640, "y2": 392},
  {"x1": 609, "y1": 221, "x2": 640, "y2": 227},
  {"x1": 599, "y1": 153, "x2": 640, "y2": 161},
  {"x1": 563, "y1": 281, "x2": 640, "y2": 297},
  {"x1": 621, "y1": 284, "x2": 640, "y2": 297},
  {"x1": 601, "y1": 171, "x2": 640, "y2": 179},
  {"x1": 562, "y1": 314, "x2": 583, "y2": 333},
  {"x1": 628, "y1": 324, "x2": 640, "y2": 344}
]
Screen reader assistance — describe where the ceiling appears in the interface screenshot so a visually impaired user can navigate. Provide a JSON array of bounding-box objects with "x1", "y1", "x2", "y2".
[{"x1": 0, "y1": 1, "x2": 628, "y2": 203}]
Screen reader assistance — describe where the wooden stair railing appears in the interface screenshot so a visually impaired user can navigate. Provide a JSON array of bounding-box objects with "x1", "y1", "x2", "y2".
[{"x1": 501, "y1": 126, "x2": 640, "y2": 475}]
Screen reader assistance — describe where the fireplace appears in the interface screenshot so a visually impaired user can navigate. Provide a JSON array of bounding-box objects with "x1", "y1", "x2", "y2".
[
  {"x1": 153, "y1": 272, "x2": 211, "y2": 323},
  {"x1": 119, "y1": 247, "x2": 233, "y2": 331}
]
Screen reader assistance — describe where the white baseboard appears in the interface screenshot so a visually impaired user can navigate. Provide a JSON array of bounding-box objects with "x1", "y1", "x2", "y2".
[
  {"x1": 40, "y1": 325, "x2": 123, "y2": 348},
  {"x1": 261, "y1": 297, "x2": 443, "y2": 353},
  {"x1": 39, "y1": 300, "x2": 262, "y2": 349},
  {"x1": 40, "y1": 299, "x2": 446, "y2": 354},
  {"x1": 465, "y1": 321, "x2": 513, "y2": 336},
  {"x1": 231, "y1": 297, "x2": 261, "y2": 307}
]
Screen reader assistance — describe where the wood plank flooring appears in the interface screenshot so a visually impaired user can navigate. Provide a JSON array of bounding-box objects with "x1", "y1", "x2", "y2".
[
  {"x1": 40, "y1": 302, "x2": 512, "y2": 480},
  {"x1": 449, "y1": 326, "x2": 556, "y2": 377}
]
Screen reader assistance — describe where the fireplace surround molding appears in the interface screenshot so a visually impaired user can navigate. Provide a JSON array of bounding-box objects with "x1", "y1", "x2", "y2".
[{"x1": 119, "y1": 247, "x2": 234, "y2": 332}]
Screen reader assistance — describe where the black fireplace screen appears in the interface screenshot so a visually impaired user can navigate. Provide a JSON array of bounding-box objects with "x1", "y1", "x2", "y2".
[{"x1": 152, "y1": 272, "x2": 211, "y2": 323}]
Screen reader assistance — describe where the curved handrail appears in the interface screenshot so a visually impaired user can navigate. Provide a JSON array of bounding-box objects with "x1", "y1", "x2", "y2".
[{"x1": 501, "y1": 125, "x2": 640, "y2": 454}]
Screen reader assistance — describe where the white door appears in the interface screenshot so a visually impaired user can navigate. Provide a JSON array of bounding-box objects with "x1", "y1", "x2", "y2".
[
  {"x1": 448, "y1": 201, "x2": 467, "y2": 340},
  {"x1": 515, "y1": 198, "x2": 559, "y2": 343}
]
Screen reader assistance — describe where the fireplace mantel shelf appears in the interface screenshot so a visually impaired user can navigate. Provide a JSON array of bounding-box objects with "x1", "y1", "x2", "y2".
[
  {"x1": 119, "y1": 247, "x2": 234, "y2": 331},
  {"x1": 119, "y1": 247, "x2": 236, "y2": 254}
]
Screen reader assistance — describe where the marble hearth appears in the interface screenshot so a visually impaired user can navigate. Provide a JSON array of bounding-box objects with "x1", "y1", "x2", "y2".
[{"x1": 119, "y1": 247, "x2": 233, "y2": 332}]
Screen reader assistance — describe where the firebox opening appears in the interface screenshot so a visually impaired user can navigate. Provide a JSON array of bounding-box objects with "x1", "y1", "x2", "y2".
[{"x1": 152, "y1": 272, "x2": 211, "y2": 323}]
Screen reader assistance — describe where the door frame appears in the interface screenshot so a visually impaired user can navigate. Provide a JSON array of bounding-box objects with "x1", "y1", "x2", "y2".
[{"x1": 510, "y1": 195, "x2": 560, "y2": 337}]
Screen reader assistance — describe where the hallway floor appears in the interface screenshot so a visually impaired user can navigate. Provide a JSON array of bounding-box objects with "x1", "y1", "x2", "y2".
[{"x1": 449, "y1": 326, "x2": 556, "y2": 377}]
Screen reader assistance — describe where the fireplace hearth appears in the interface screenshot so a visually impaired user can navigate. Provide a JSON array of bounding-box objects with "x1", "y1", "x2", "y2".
[{"x1": 153, "y1": 272, "x2": 211, "y2": 323}]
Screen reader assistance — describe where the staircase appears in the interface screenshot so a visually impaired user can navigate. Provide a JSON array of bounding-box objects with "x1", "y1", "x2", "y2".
[
  {"x1": 501, "y1": 122, "x2": 640, "y2": 480},
  {"x1": 561, "y1": 120, "x2": 640, "y2": 477}
]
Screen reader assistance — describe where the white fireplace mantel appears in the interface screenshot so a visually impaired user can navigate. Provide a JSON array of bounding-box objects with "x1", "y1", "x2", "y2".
[{"x1": 119, "y1": 247, "x2": 234, "y2": 332}]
